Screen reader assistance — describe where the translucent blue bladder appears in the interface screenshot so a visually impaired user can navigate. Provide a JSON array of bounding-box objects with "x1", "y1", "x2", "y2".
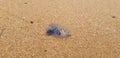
[{"x1": 46, "y1": 24, "x2": 71, "y2": 38}]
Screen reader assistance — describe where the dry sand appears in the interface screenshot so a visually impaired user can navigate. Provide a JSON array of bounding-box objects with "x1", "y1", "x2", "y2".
[{"x1": 0, "y1": 0, "x2": 120, "y2": 58}]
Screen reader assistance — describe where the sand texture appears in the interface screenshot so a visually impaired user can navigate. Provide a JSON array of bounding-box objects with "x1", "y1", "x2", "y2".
[{"x1": 0, "y1": 0, "x2": 120, "y2": 58}]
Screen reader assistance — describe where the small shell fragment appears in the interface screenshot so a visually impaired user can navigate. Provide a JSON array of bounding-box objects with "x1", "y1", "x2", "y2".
[{"x1": 46, "y1": 23, "x2": 71, "y2": 38}]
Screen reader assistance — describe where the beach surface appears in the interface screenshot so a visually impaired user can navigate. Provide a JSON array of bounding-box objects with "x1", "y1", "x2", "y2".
[{"x1": 0, "y1": 0, "x2": 120, "y2": 58}]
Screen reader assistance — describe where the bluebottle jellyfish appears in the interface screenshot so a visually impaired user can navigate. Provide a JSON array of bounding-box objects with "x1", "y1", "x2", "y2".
[{"x1": 46, "y1": 23, "x2": 71, "y2": 38}]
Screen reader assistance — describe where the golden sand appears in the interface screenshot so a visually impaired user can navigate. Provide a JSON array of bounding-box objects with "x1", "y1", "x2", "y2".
[{"x1": 0, "y1": 0, "x2": 120, "y2": 58}]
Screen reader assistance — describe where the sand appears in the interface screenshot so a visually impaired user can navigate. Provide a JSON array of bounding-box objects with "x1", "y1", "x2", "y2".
[{"x1": 0, "y1": 0, "x2": 120, "y2": 58}]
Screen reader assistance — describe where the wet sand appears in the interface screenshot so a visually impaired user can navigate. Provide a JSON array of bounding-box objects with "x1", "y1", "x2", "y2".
[{"x1": 0, "y1": 0, "x2": 120, "y2": 58}]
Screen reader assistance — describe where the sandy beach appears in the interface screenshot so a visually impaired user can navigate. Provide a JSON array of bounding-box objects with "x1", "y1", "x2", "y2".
[{"x1": 0, "y1": 0, "x2": 120, "y2": 58}]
